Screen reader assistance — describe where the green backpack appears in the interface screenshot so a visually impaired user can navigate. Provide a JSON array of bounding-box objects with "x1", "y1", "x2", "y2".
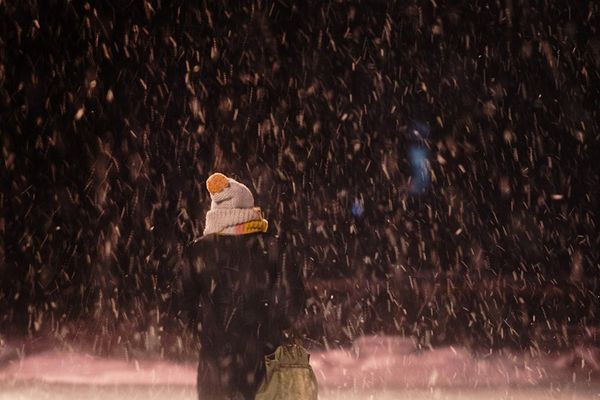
[{"x1": 255, "y1": 344, "x2": 319, "y2": 400}]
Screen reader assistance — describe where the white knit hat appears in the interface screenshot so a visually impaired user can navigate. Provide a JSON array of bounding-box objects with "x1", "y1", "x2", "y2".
[{"x1": 203, "y1": 173, "x2": 268, "y2": 236}]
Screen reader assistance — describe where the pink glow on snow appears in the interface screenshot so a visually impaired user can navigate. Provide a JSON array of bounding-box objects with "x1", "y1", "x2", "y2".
[
  {"x1": 311, "y1": 336, "x2": 556, "y2": 390},
  {"x1": 0, "y1": 336, "x2": 597, "y2": 389},
  {"x1": 0, "y1": 350, "x2": 196, "y2": 386}
]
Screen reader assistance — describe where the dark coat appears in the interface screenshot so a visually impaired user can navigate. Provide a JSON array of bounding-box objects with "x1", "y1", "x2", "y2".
[{"x1": 181, "y1": 232, "x2": 305, "y2": 400}]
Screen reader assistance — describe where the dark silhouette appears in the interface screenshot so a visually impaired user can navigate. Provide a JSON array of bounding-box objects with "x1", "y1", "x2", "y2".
[{"x1": 180, "y1": 173, "x2": 305, "y2": 399}]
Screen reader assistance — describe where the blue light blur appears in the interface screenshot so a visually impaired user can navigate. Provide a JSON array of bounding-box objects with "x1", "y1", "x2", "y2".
[
  {"x1": 408, "y1": 146, "x2": 429, "y2": 193},
  {"x1": 352, "y1": 197, "x2": 364, "y2": 218}
]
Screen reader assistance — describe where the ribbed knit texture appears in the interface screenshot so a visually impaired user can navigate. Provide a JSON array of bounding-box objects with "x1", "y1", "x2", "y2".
[
  {"x1": 204, "y1": 207, "x2": 265, "y2": 235},
  {"x1": 204, "y1": 173, "x2": 269, "y2": 236}
]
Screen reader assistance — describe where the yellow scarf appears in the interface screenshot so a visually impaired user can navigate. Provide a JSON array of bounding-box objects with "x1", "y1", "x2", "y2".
[{"x1": 217, "y1": 219, "x2": 269, "y2": 236}]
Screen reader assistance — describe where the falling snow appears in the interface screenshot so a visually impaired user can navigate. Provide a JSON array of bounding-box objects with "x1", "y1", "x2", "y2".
[{"x1": 1, "y1": 0, "x2": 599, "y2": 398}]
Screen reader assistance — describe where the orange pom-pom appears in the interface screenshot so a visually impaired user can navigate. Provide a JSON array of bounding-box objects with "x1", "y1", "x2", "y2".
[{"x1": 206, "y1": 173, "x2": 230, "y2": 194}]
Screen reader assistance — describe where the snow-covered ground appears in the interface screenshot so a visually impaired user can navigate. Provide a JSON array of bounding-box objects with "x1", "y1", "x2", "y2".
[
  {"x1": 1, "y1": 336, "x2": 599, "y2": 399},
  {"x1": 1, "y1": 382, "x2": 599, "y2": 400}
]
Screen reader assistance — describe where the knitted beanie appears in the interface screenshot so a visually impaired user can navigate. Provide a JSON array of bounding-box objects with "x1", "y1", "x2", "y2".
[{"x1": 203, "y1": 173, "x2": 269, "y2": 236}]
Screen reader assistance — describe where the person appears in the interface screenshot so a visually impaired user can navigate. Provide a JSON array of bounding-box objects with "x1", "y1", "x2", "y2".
[{"x1": 181, "y1": 172, "x2": 305, "y2": 400}]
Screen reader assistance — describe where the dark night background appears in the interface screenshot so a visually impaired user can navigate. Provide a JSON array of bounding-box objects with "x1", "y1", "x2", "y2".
[{"x1": 1, "y1": 0, "x2": 599, "y2": 360}]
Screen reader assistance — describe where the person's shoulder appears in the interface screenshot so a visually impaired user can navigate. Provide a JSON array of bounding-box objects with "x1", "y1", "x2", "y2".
[
  {"x1": 188, "y1": 232, "x2": 273, "y2": 249},
  {"x1": 193, "y1": 233, "x2": 219, "y2": 244},
  {"x1": 187, "y1": 233, "x2": 282, "y2": 267},
  {"x1": 185, "y1": 234, "x2": 217, "y2": 259},
  {"x1": 215, "y1": 232, "x2": 279, "y2": 255}
]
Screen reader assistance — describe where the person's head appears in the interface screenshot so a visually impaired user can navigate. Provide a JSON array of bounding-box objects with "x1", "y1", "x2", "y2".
[
  {"x1": 203, "y1": 172, "x2": 268, "y2": 236},
  {"x1": 206, "y1": 173, "x2": 254, "y2": 210}
]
